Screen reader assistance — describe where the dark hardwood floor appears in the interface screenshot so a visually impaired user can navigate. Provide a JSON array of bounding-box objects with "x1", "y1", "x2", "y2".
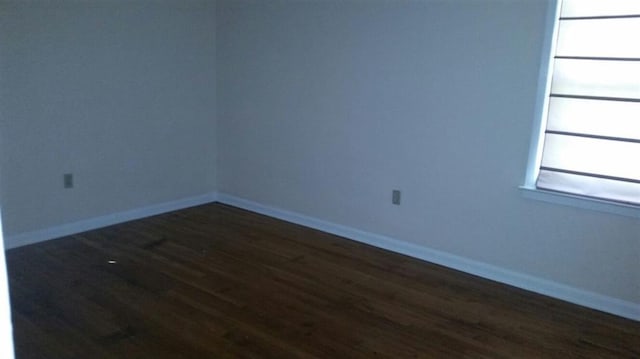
[{"x1": 6, "y1": 203, "x2": 640, "y2": 358}]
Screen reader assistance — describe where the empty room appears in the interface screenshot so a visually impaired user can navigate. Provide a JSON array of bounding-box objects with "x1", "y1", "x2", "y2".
[{"x1": 0, "y1": 0, "x2": 638, "y2": 358}]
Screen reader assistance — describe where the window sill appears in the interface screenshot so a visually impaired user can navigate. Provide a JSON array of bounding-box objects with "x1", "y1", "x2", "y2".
[{"x1": 519, "y1": 186, "x2": 640, "y2": 219}]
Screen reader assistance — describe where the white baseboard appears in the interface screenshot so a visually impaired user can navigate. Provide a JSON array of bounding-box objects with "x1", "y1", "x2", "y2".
[
  {"x1": 5, "y1": 191, "x2": 637, "y2": 321},
  {"x1": 4, "y1": 192, "x2": 218, "y2": 250},
  {"x1": 217, "y1": 193, "x2": 640, "y2": 322}
]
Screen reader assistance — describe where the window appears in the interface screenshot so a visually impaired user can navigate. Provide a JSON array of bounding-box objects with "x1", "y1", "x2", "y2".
[{"x1": 528, "y1": 0, "x2": 640, "y2": 207}]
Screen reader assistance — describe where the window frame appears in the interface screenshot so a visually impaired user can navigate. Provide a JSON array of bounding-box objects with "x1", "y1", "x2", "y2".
[{"x1": 521, "y1": 0, "x2": 640, "y2": 219}]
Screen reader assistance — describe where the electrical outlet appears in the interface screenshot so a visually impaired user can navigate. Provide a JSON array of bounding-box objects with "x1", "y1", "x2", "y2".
[
  {"x1": 63, "y1": 173, "x2": 73, "y2": 188},
  {"x1": 392, "y1": 189, "x2": 401, "y2": 205}
]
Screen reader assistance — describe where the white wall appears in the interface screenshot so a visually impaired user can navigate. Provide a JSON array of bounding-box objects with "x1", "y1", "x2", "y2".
[
  {"x1": 0, "y1": 0, "x2": 217, "y2": 237},
  {"x1": 217, "y1": 0, "x2": 640, "y2": 304},
  {"x1": 0, "y1": 0, "x2": 637, "y2": 315}
]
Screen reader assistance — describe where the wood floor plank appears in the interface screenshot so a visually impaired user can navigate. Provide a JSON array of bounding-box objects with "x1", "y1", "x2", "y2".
[{"x1": 6, "y1": 202, "x2": 640, "y2": 358}]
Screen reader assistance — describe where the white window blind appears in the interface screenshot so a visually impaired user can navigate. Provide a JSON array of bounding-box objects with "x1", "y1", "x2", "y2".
[{"x1": 536, "y1": 0, "x2": 640, "y2": 206}]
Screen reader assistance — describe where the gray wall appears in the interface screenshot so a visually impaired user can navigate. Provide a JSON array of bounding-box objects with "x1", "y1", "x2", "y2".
[
  {"x1": 217, "y1": 0, "x2": 640, "y2": 303},
  {"x1": 0, "y1": 0, "x2": 217, "y2": 235}
]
